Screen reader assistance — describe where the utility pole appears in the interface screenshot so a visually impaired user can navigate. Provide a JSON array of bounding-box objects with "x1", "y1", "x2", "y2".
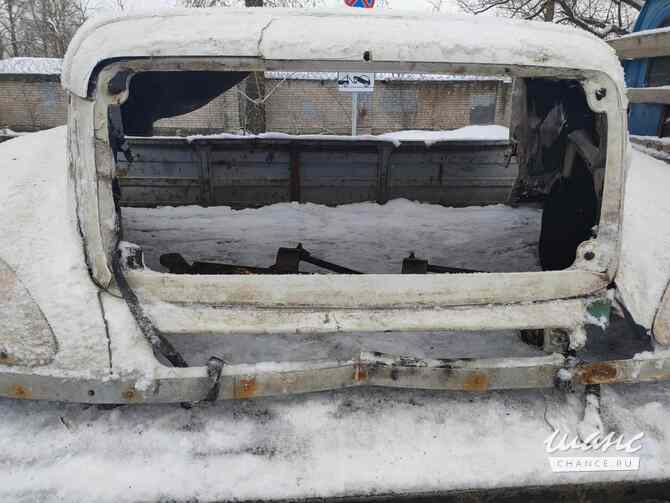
[{"x1": 244, "y1": 0, "x2": 266, "y2": 133}]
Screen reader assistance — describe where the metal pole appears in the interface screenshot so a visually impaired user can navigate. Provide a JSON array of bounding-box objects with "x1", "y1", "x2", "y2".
[{"x1": 352, "y1": 92, "x2": 358, "y2": 136}]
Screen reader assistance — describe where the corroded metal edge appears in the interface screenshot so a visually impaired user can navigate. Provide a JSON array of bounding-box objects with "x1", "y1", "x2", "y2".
[{"x1": 2, "y1": 351, "x2": 669, "y2": 404}]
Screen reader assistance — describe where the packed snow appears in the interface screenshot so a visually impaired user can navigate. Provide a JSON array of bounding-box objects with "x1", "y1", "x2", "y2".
[
  {"x1": 2, "y1": 374, "x2": 670, "y2": 501},
  {"x1": 122, "y1": 196, "x2": 537, "y2": 275},
  {"x1": 1, "y1": 128, "x2": 670, "y2": 502},
  {"x1": 0, "y1": 57, "x2": 62, "y2": 75}
]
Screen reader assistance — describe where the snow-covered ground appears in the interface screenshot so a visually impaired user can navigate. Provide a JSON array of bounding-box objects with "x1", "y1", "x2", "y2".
[
  {"x1": 2, "y1": 128, "x2": 670, "y2": 502},
  {"x1": 2, "y1": 379, "x2": 670, "y2": 502},
  {"x1": 122, "y1": 197, "x2": 539, "y2": 275}
]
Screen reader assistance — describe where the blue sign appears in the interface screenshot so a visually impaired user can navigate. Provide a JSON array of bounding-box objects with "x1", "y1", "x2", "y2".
[{"x1": 345, "y1": 0, "x2": 376, "y2": 7}]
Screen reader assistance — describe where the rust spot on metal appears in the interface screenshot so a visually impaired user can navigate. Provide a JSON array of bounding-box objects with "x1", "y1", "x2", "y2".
[
  {"x1": 0, "y1": 270, "x2": 17, "y2": 289},
  {"x1": 353, "y1": 364, "x2": 368, "y2": 382},
  {"x1": 0, "y1": 351, "x2": 17, "y2": 366},
  {"x1": 10, "y1": 384, "x2": 31, "y2": 399},
  {"x1": 578, "y1": 363, "x2": 619, "y2": 384},
  {"x1": 235, "y1": 378, "x2": 258, "y2": 399},
  {"x1": 463, "y1": 372, "x2": 489, "y2": 391},
  {"x1": 122, "y1": 387, "x2": 139, "y2": 401}
]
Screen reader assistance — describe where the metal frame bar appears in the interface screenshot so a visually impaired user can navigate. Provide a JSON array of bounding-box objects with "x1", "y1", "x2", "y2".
[
  {"x1": 627, "y1": 86, "x2": 670, "y2": 104},
  {"x1": 609, "y1": 28, "x2": 670, "y2": 60},
  {"x1": 3, "y1": 350, "x2": 670, "y2": 404},
  {"x1": 137, "y1": 297, "x2": 602, "y2": 337},
  {"x1": 79, "y1": 57, "x2": 626, "y2": 292}
]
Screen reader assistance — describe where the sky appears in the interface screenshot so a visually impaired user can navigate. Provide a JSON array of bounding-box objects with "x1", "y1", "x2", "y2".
[{"x1": 94, "y1": 0, "x2": 461, "y2": 14}]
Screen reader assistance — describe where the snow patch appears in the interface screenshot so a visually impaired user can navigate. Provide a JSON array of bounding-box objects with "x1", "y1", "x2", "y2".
[
  {"x1": 380, "y1": 126, "x2": 510, "y2": 145},
  {"x1": 185, "y1": 126, "x2": 510, "y2": 147}
]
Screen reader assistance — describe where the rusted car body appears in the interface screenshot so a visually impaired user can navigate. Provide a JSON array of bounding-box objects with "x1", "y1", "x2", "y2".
[{"x1": 2, "y1": 8, "x2": 670, "y2": 403}]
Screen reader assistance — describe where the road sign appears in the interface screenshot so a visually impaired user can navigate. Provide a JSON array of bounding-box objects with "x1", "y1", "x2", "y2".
[
  {"x1": 345, "y1": 0, "x2": 376, "y2": 7},
  {"x1": 338, "y1": 73, "x2": 375, "y2": 136},
  {"x1": 337, "y1": 72, "x2": 375, "y2": 93}
]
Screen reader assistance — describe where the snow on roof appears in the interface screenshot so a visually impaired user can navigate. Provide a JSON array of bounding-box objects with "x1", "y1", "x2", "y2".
[
  {"x1": 265, "y1": 71, "x2": 511, "y2": 82},
  {"x1": 0, "y1": 57, "x2": 62, "y2": 75},
  {"x1": 62, "y1": 8, "x2": 624, "y2": 98}
]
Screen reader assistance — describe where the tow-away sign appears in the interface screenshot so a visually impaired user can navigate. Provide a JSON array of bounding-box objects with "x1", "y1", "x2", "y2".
[
  {"x1": 337, "y1": 72, "x2": 375, "y2": 92},
  {"x1": 345, "y1": 0, "x2": 376, "y2": 7}
]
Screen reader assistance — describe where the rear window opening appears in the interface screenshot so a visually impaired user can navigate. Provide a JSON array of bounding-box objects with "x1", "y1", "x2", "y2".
[
  {"x1": 122, "y1": 201, "x2": 542, "y2": 274},
  {"x1": 109, "y1": 70, "x2": 605, "y2": 276}
]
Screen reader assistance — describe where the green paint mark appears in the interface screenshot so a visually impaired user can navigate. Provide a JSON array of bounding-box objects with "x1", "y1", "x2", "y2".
[{"x1": 587, "y1": 298, "x2": 612, "y2": 328}]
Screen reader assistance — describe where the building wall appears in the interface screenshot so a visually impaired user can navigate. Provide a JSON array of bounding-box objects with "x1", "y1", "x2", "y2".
[
  {"x1": 0, "y1": 75, "x2": 67, "y2": 132},
  {"x1": 154, "y1": 89, "x2": 242, "y2": 136},
  {"x1": 0, "y1": 74, "x2": 512, "y2": 135},
  {"x1": 264, "y1": 79, "x2": 512, "y2": 135}
]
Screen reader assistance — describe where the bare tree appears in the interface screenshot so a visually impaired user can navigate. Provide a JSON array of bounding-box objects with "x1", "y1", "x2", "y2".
[
  {"x1": 0, "y1": 0, "x2": 90, "y2": 57},
  {"x1": 0, "y1": 0, "x2": 27, "y2": 56},
  {"x1": 456, "y1": 0, "x2": 639, "y2": 37},
  {"x1": 425, "y1": 0, "x2": 446, "y2": 11},
  {"x1": 183, "y1": 0, "x2": 324, "y2": 7}
]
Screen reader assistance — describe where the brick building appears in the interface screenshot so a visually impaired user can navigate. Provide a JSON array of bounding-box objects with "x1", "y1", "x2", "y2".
[
  {"x1": 0, "y1": 59, "x2": 512, "y2": 135},
  {"x1": 0, "y1": 59, "x2": 67, "y2": 132},
  {"x1": 264, "y1": 73, "x2": 512, "y2": 135},
  {"x1": 154, "y1": 91, "x2": 242, "y2": 136}
]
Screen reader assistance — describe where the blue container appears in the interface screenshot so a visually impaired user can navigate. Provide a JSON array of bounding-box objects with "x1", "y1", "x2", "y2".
[{"x1": 626, "y1": 0, "x2": 670, "y2": 135}]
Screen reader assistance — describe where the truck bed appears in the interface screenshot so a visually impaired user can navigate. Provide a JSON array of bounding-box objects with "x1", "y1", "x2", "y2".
[{"x1": 118, "y1": 136, "x2": 518, "y2": 208}]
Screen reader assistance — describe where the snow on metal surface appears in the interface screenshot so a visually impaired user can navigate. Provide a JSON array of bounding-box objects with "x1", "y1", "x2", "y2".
[
  {"x1": 617, "y1": 149, "x2": 670, "y2": 329},
  {"x1": 379, "y1": 125, "x2": 510, "y2": 145},
  {"x1": 184, "y1": 126, "x2": 510, "y2": 147},
  {"x1": 61, "y1": 8, "x2": 624, "y2": 98},
  {"x1": 0, "y1": 128, "x2": 110, "y2": 373},
  {"x1": 0, "y1": 258, "x2": 57, "y2": 367}
]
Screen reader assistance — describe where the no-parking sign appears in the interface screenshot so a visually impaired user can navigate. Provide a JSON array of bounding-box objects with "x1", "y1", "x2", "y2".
[{"x1": 345, "y1": 0, "x2": 376, "y2": 7}]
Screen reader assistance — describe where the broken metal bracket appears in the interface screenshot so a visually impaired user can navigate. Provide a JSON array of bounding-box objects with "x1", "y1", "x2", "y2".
[
  {"x1": 204, "y1": 357, "x2": 225, "y2": 402},
  {"x1": 112, "y1": 246, "x2": 188, "y2": 368},
  {"x1": 402, "y1": 253, "x2": 483, "y2": 275},
  {"x1": 160, "y1": 244, "x2": 364, "y2": 276}
]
